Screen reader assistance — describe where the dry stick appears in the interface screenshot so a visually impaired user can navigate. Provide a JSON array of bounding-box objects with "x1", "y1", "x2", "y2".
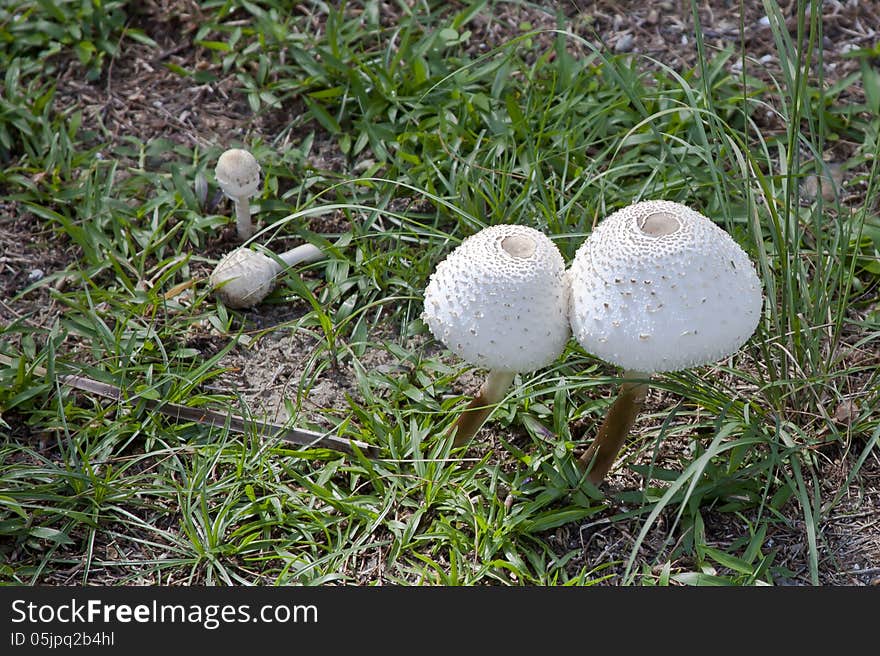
[
  {"x1": 577, "y1": 378, "x2": 648, "y2": 485},
  {"x1": 0, "y1": 354, "x2": 376, "y2": 457}
]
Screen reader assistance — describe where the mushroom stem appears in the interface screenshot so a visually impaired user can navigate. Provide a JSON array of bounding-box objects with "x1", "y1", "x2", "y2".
[
  {"x1": 578, "y1": 370, "x2": 649, "y2": 484},
  {"x1": 449, "y1": 369, "x2": 516, "y2": 447},
  {"x1": 234, "y1": 197, "x2": 253, "y2": 242},
  {"x1": 278, "y1": 243, "x2": 325, "y2": 268}
]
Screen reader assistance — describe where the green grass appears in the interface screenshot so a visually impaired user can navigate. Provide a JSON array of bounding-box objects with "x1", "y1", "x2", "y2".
[{"x1": 1, "y1": 0, "x2": 878, "y2": 586}]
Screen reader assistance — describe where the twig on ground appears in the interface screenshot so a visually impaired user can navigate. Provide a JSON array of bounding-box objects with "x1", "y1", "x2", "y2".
[{"x1": 0, "y1": 353, "x2": 376, "y2": 457}]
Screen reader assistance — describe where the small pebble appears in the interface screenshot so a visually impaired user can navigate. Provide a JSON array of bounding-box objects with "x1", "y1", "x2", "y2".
[
  {"x1": 615, "y1": 33, "x2": 635, "y2": 53},
  {"x1": 801, "y1": 163, "x2": 844, "y2": 202},
  {"x1": 833, "y1": 399, "x2": 859, "y2": 425},
  {"x1": 27, "y1": 269, "x2": 44, "y2": 282}
]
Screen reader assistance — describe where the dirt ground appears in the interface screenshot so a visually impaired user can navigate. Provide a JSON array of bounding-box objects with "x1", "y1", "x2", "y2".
[{"x1": 2, "y1": 1, "x2": 878, "y2": 584}]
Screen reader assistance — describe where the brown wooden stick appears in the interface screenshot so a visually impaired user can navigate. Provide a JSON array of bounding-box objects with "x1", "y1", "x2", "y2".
[
  {"x1": 0, "y1": 354, "x2": 376, "y2": 457},
  {"x1": 578, "y1": 380, "x2": 648, "y2": 484}
]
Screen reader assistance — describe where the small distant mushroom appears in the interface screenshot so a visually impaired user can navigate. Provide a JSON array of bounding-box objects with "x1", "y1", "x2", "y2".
[
  {"x1": 210, "y1": 243, "x2": 324, "y2": 309},
  {"x1": 215, "y1": 148, "x2": 261, "y2": 241},
  {"x1": 422, "y1": 224, "x2": 571, "y2": 447},
  {"x1": 568, "y1": 200, "x2": 763, "y2": 484}
]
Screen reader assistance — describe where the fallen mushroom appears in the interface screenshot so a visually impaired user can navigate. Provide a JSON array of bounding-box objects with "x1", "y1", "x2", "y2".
[
  {"x1": 568, "y1": 200, "x2": 763, "y2": 484},
  {"x1": 210, "y1": 243, "x2": 324, "y2": 309},
  {"x1": 422, "y1": 224, "x2": 571, "y2": 447},
  {"x1": 215, "y1": 148, "x2": 261, "y2": 241}
]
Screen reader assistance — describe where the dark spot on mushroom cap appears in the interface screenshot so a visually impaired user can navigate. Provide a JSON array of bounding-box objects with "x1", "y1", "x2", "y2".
[
  {"x1": 501, "y1": 234, "x2": 537, "y2": 258},
  {"x1": 638, "y1": 211, "x2": 681, "y2": 236}
]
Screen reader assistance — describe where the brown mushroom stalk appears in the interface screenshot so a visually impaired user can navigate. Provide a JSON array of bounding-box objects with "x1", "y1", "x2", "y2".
[
  {"x1": 577, "y1": 370, "x2": 648, "y2": 484},
  {"x1": 449, "y1": 370, "x2": 516, "y2": 447}
]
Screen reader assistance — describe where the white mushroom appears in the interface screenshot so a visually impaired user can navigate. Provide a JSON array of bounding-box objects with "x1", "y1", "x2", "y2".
[
  {"x1": 568, "y1": 200, "x2": 763, "y2": 484},
  {"x1": 210, "y1": 243, "x2": 325, "y2": 309},
  {"x1": 422, "y1": 224, "x2": 571, "y2": 446},
  {"x1": 215, "y1": 148, "x2": 261, "y2": 242}
]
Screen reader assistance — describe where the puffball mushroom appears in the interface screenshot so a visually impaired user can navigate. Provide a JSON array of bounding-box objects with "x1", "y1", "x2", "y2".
[
  {"x1": 215, "y1": 148, "x2": 261, "y2": 242},
  {"x1": 210, "y1": 243, "x2": 324, "y2": 309},
  {"x1": 568, "y1": 199, "x2": 763, "y2": 484},
  {"x1": 422, "y1": 224, "x2": 570, "y2": 447}
]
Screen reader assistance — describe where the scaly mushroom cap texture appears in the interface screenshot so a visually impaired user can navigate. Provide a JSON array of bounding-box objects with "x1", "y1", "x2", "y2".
[
  {"x1": 215, "y1": 148, "x2": 261, "y2": 199},
  {"x1": 422, "y1": 224, "x2": 570, "y2": 373},
  {"x1": 210, "y1": 248, "x2": 278, "y2": 309},
  {"x1": 569, "y1": 200, "x2": 763, "y2": 373}
]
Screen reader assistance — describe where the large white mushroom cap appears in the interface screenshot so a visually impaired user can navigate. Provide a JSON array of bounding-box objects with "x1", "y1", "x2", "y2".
[
  {"x1": 422, "y1": 224, "x2": 571, "y2": 373},
  {"x1": 569, "y1": 200, "x2": 763, "y2": 373},
  {"x1": 215, "y1": 148, "x2": 261, "y2": 199},
  {"x1": 210, "y1": 247, "x2": 279, "y2": 309}
]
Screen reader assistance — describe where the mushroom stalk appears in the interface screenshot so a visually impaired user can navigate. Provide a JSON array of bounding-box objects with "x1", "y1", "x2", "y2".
[
  {"x1": 449, "y1": 370, "x2": 516, "y2": 447},
  {"x1": 234, "y1": 196, "x2": 254, "y2": 242},
  {"x1": 278, "y1": 243, "x2": 324, "y2": 268},
  {"x1": 577, "y1": 370, "x2": 648, "y2": 484}
]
